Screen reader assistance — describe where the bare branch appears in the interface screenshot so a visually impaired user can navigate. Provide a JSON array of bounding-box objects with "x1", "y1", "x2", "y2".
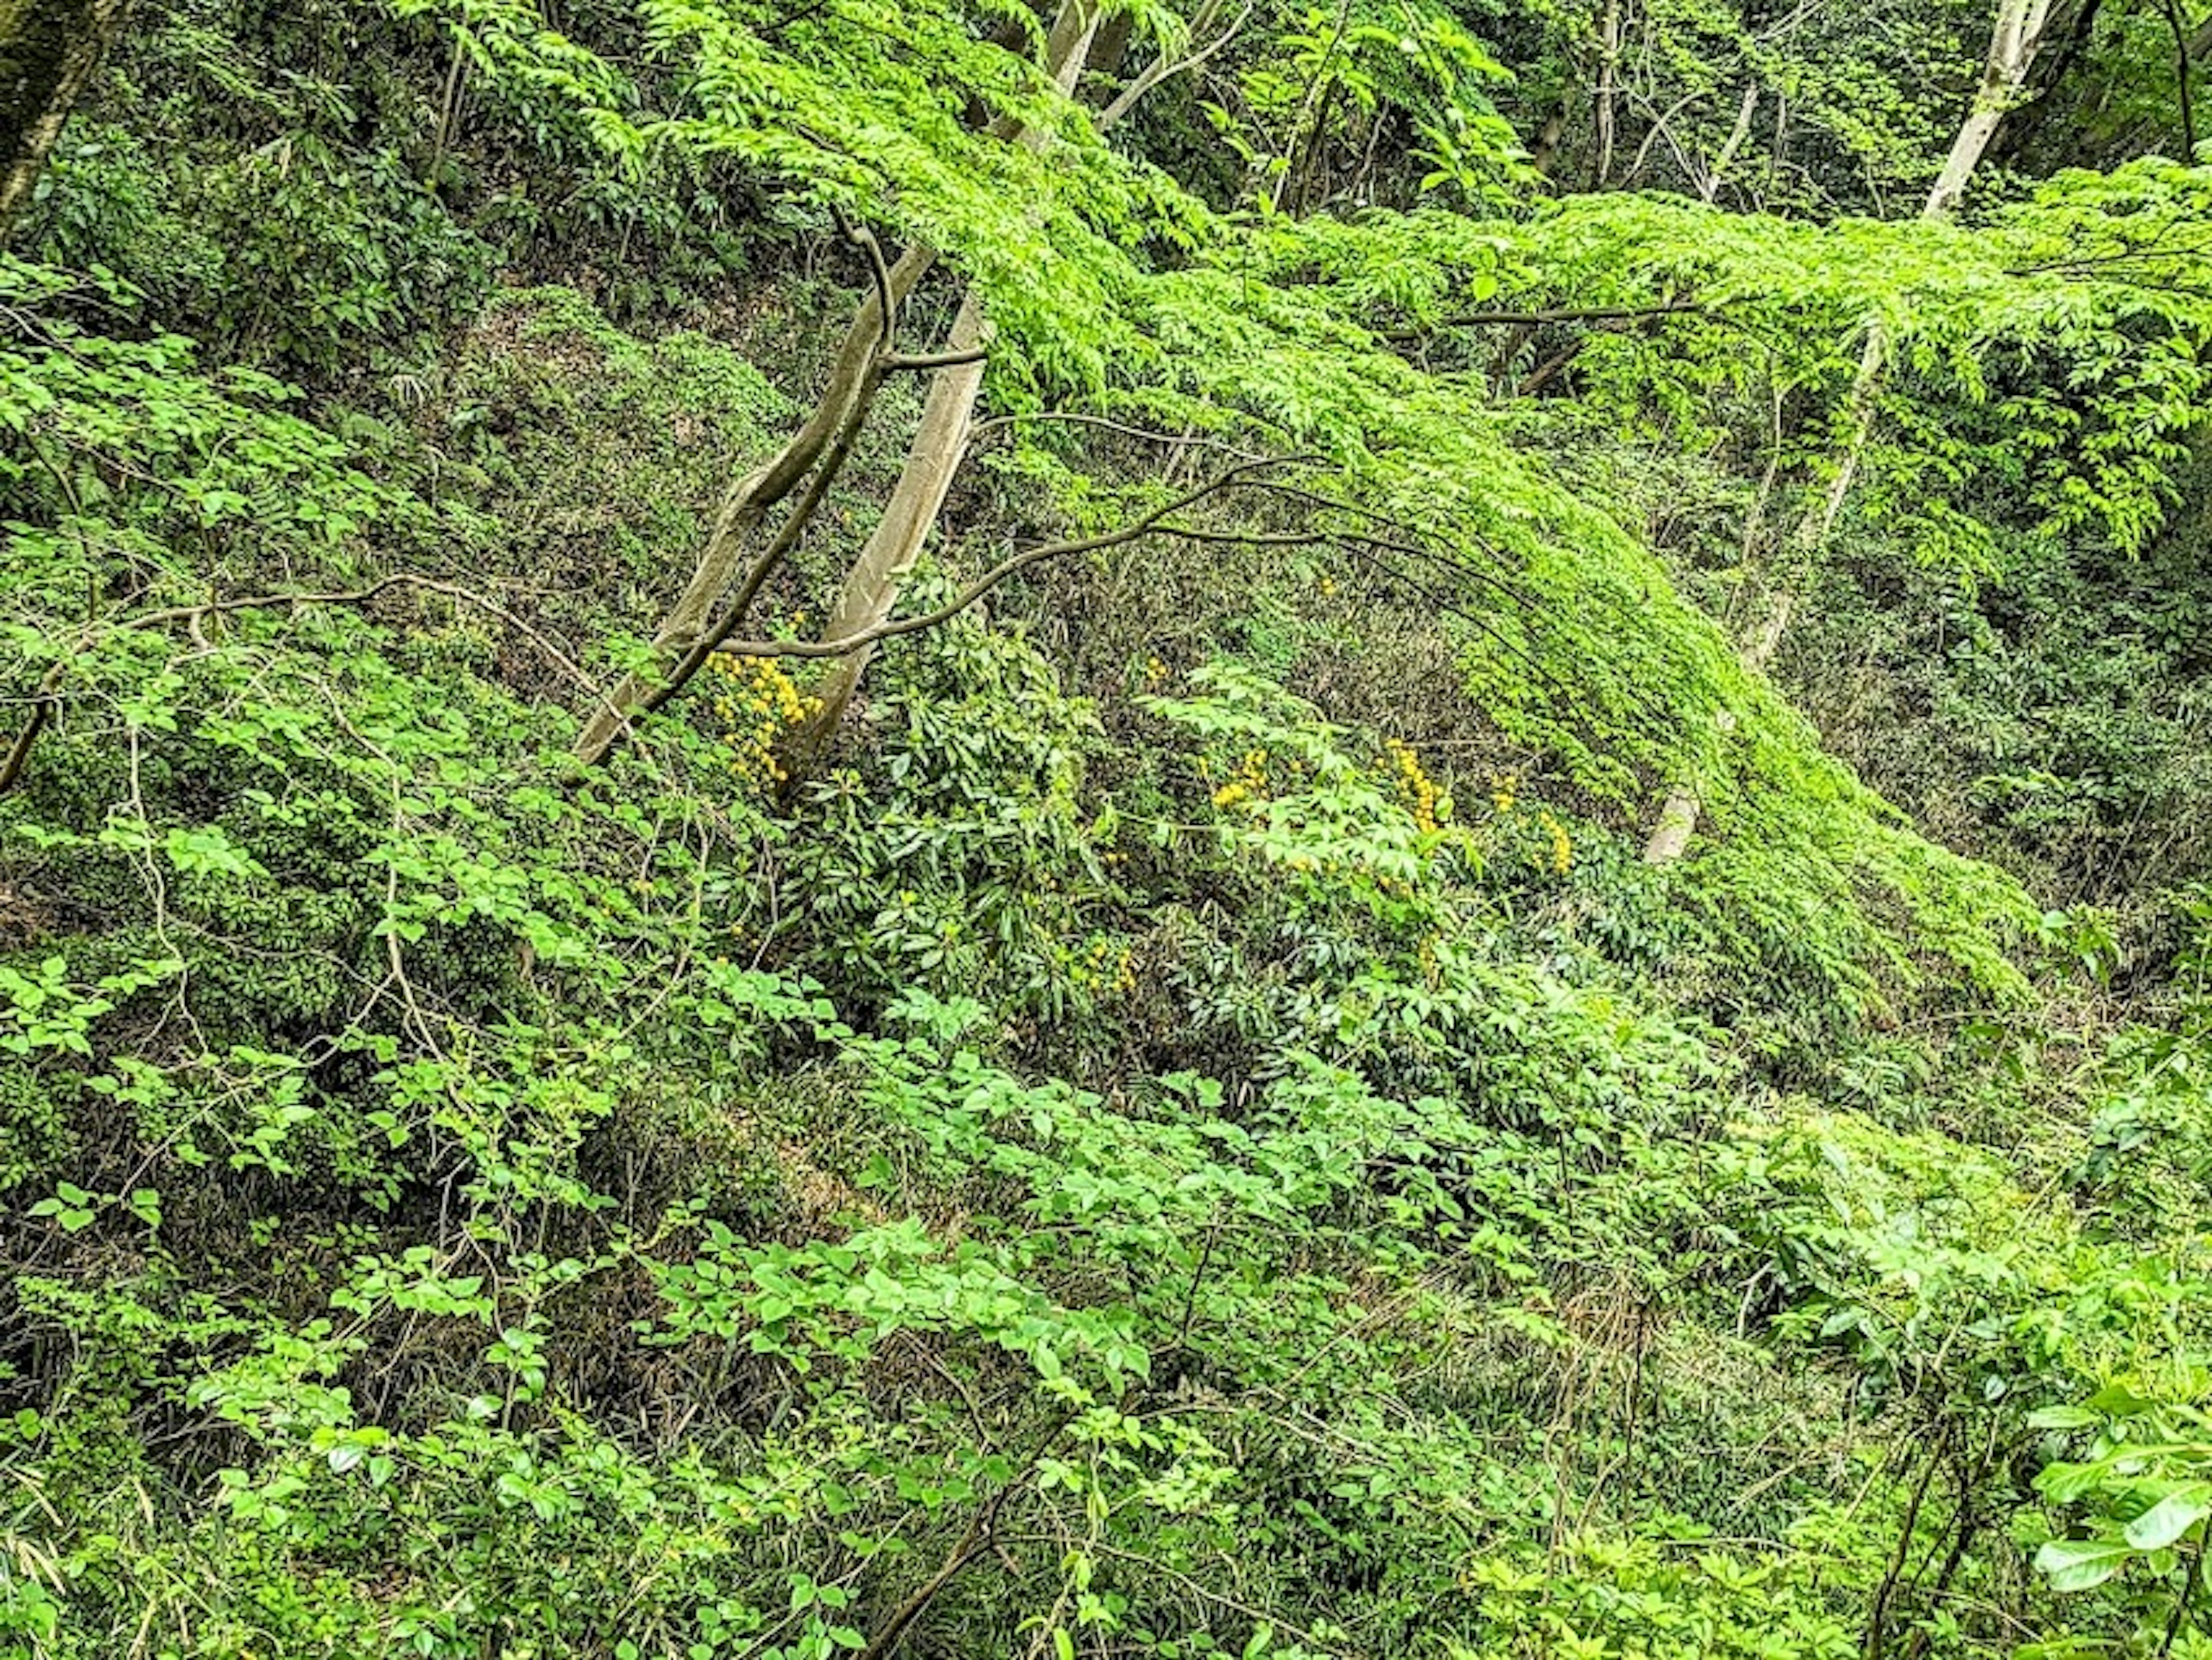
[
  {"x1": 707, "y1": 453, "x2": 1322, "y2": 664},
  {"x1": 967, "y1": 409, "x2": 1272, "y2": 462},
  {"x1": 885, "y1": 345, "x2": 990, "y2": 373},
  {"x1": 1095, "y1": 0, "x2": 1257, "y2": 131},
  {"x1": 1384, "y1": 300, "x2": 1703, "y2": 340},
  {"x1": 1, "y1": 574, "x2": 610, "y2": 798}
]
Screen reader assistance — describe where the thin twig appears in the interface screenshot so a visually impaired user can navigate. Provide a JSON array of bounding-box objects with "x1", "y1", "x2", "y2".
[
  {"x1": 2, "y1": 574, "x2": 610, "y2": 798},
  {"x1": 1382, "y1": 299, "x2": 1703, "y2": 340}
]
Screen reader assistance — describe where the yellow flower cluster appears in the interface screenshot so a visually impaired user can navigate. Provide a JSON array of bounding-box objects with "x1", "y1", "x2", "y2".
[
  {"x1": 1144, "y1": 655, "x2": 1167, "y2": 684},
  {"x1": 1490, "y1": 771, "x2": 1517, "y2": 815},
  {"x1": 1385, "y1": 740, "x2": 1450, "y2": 833},
  {"x1": 1077, "y1": 937, "x2": 1139, "y2": 995},
  {"x1": 709, "y1": 652, "x2": 821, "y2": 787},
  {"x1": 1537, "y1": 808, "x2": 1572, "y2": 874},
  {"x1": 1211, "y1": 748, "x2": 1270, "y2": 811}
]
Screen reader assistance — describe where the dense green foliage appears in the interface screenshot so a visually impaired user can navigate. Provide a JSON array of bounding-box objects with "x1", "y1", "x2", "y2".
[{"x1": 7, "y1": 0, "x2": 2212, "y2": 1657}]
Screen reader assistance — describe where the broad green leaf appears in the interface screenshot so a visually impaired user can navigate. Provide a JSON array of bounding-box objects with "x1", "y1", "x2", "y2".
[
  {"x1": 2035, "y1": 1537, "x2": 2137, "y2": 1593},
  {"x1": 2126, "y1": 1487, "x2": 2212, "y2": 1551}
]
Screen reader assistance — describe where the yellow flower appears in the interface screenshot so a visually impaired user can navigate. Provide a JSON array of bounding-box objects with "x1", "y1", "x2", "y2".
[{"x1": 1538, "y1": 809, "x2": 1571, "y2": 874}]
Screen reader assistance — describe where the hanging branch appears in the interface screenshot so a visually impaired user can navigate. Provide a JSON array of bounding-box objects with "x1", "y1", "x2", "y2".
[{"x1": 585, "y1": 453, "x2": 1323, "y2": 772}]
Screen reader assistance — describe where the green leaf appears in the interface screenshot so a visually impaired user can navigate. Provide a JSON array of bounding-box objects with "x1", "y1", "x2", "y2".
[
  {"x1": 2027, "y1": 1405, "x2": 2102, "y2": 1430},
  {"x1": 2127, "y1": 1487, "x2": 2212, "y2": 1551},
  {"x1": 2087, "y1": 1383, "x2": 2161, "y2": 1417},
  {"x1": 2035, "y1": 1537, "x2": 2137, "y2": 1593}
]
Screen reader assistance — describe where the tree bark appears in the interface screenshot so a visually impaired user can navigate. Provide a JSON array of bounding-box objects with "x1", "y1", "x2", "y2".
[
  {"x1": 781, "y1": 293, "x2": 986, "y2": 777},
  {"x1": 1923, "y1": 0, "x2": 2058, "y2": 215},
  {"x1": 1639, "y1": 0, "x2": 2056, "y2": 864},
  {"x1": 570, "y1": 244, "x2": 930, "y2": 765},
  {"x1": 776, "y1": 0, "x2": 1102, "y2": 785},
  {"x1": 0, "y1": 0, "x2": 128, "y2": 238}
]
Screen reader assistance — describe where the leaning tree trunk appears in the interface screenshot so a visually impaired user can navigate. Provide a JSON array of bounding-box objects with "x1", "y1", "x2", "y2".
[
  {"x1": 570, "y1": 245, "x2": 931, "y2": 765},
  {"x1": 574, "y1": 0, "x2": 1109, "y2": 772},
  {"x1": 776, "y1": 0, "x2": 1103, "y2": 785},
  {"x1": 0, "y1": 0, "x2": 128, "y2": 238},
  {"x1": 780, "y1": 293, "x2": 987, "y2": 779},
  {"x1": 1640, "y1": 0, "x2": 2058, "y2": 864}
]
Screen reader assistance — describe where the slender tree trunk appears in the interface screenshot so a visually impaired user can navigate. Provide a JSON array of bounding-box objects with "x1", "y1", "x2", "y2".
[
  {"x1": 1272, "y1": 1, "x2": 1347, "y2": 211},
  {"x1": 2158, "y1": 0, "x2": 2196, "y2": 156},
  {"x1": 429, "y1": 28, "x2": 468, "y2": 190},
  {"x1": 1640, "y1": 0, "x2": 2056, "y2": 864},
  {"x1": 1528, "y1": 98, "x2": 1570, "y2": 179},
  {"x1": 1923, "y1": 0, "x2": 2058, "y2": 214},
  {"x1": 1590, "y1": 0, "x2": 1621, "y2": 189},
  {"x1": 1984, "y1": 0, "x2": 2104, "y2": 170},
  {"x1": 1702, "y1": 84, "x2": 1759, "y2": 203},
  {"x1": 777, "y1": 0, "x2": 1102, "y2": 785},
  {"x1": 576, "y1": 0, "x2": 1117, "y2": 773},
  {"x1": 570, "y1": 245, "x2": 930, "y2": 765},
  {"x1": 781, "y1": 294, "x2": 986, "y2": 776},
  {"x1": 0, "y1": 0, "x2": 128, "y2": 238}
]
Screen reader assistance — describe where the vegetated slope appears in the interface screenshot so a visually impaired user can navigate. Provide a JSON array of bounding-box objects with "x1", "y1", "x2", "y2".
[{"x1": 5, "y1": 4, "x2": 2212, "y2": 1659}]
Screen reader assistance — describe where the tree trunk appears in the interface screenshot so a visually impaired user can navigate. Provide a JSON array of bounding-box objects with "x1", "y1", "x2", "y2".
[
  {"x1": 1639, "y1": 0, "x2": 2056, "y2": 864},
  {"x1": 1983, "y1": 0, "x2": 2105, "y2": 171},
  {"x1": 776, "y1": 0, "x2": 1102, "y2": 786},
  {"x1": 780, "y1": 293, "x2": 986, "y2": 778},
  {"x1": 1924, "y1": 0, "x2": 2059, "y2": 215},
  {"x1": 1590, "y1": 0, "x2": 1621, "y2": 189},
  {"x1": 0, "y1": 0, "x2": 128, "y2": 238},
  {"x1": 570, "y1": 244, "x2": 930, "y2": 765}
]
